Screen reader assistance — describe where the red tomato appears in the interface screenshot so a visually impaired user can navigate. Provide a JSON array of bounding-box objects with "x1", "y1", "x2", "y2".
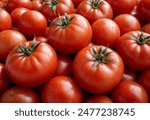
[
  {"x1": 85, "y1": 95, "x2": 112, "y2": 103},
  {"x1": 92, "y1": 18, "x2": 120, "y2": 49},
  {"x1": 34, "y1": 36, "x2": 47, "y2": 43},
  {"x1": 142, "y1": 23, "x2": 150, "y2": 34},
  {"x1": 73, "y1": 45, "x2": 124, "y2": 94},
  {"x1": 47, "y1": 14, "x2": 92, "y2": 54},
  {"x1": 0, "y1": 8, "x2": 12, "y2": 32},
  {"x1": 6, "y1": 0, "x2": 32, "y2": 13},
  {"x1": 106, "y1": 0, "x2": 136, "y2": 16},
  {"x1": 71, "y1": 0, "x2": 84, "y2": 8},
  {"x1": 112, "y1": 80, "x2": 148, "y2": 103},
  {"x1": 0, "y1": 30, "x2": 27, "y2": 62},
  {"x1": 0, "y1": 63, "x2": 11, "y2": 95},
  {"x1": 42, "y1": 76, "x2": 83, "y2": 103},
  {"x1": 41, "y1": 0, "x2": 74, "y2": 22},
  {"x1": 0, "y1": 1, "x2": 6, "y2": 9},
  {"x1": 76, "y1": 0, "x2": 113, "y2": 24},
  {"x1": 1, "y1": 86, "x2": 39, "y2": 103},
  {"x1": 139, "y1": 69, "x2": 150, "y2": 95},
  {"x1": 5, "y1": 40, "x2": 58, "y2": 87},
  {"x1": 116, "y1": 31, "x2": 150, "y2": 71},
  {"x1": 137, "y1": 0, "x2": 150, "y2": 23},
  {"x1": 18, "y1": 10, "x2": 47, "y2": 38},
  {"x1": 114, "y1": 14, "x2": 141, "y2": 35},
  {"x1": 31, "y1": 0, "x2": 42, "y2": 11},
  {"x1": 10, "y1": 7, "x2": 29, "y2": 27}
]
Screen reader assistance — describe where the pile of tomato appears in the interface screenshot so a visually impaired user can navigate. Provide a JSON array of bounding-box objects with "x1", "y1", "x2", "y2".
[{"x1": 0, "y1": 0, "x2": 150, "y2": 103}]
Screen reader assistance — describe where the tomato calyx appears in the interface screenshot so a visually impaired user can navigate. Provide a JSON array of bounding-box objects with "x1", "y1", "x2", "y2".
[
  {"x1": 88, "y1": 0, "x2": 104, "y2": 9},
  {"x1": 52, "y1": 14, "x2": 75, "y2": 30},
  {"x1": 90, "y1": 46, "x2": 112, "y2": 67}
]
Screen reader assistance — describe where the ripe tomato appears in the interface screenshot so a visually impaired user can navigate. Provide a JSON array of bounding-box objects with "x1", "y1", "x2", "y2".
[
  {"x1": 54, "y1": 54, "x2": 73, "y2": 77},
  {"x1": 34, "y1": 36, "x2": 47, "y2": 43},
  {"x1": 0, "y1": 30, "x2": 27, "y2": 62},
  {"x1": 142, "y1": 23, "x2": 150, "y2": 34},
  {"x1": 0, "y1": 63, "x2": 11, "y2": 95},
  {"x1": 112, "y1": 80, "x2": 148, "y2": 103},
  {"x1": 31, "y1": 0, "x2": 42, "y2": 11},
  {"x1": 10, "y1": 7, "x2": 29, "y2": 27},
  {"x1": 6, "y1": 0, "x2": 32, "y2": 13},
  {"x1": 92, "y1": 18, "x2": 120, "y2": 49},
  {"x1": 116, "y1": 31, "x2": 150, "y2": 71},
  {"x1": 42, "y1": 76, "x2": 83, "y2": 103},
  {"x1": 76, "y1": 0, "x2": 113, "y2": 24},
  {"x1": 47, "y1": 14, "x2": 92, "y2": 54},
  {"x1": 1, "y1": 86, "x2": 39, "y2": 103},
  {"x1": 139, "y1": 69, "x2": 150, "y2": 95},
  {"x1": 114, "y1": 14, "x2": 141, "y2": 35},
  {"x1": 41, "y1": 0, "x2": 74, "y2": 22},
  {"x1": 0, "y1": 8, "x2": 12, "y2": 32},
  {"x1": 71, "y1": 0, "x2": 84, "y2": 8},
  {"x1": 18, "y1": 10, "x2": 47, "y2": 38},
  {"x1": 106, "y1": 0, "x2": 136, "y2": 16},
  {"x1": 85, "y1": 95, "x2": 112, "y2": 103},
  {"x1": 73, "y1": 45, "x2": 124, "y2": 94},
  {"x1": 0, "y1": 1, "x2": 6, "y2": 9},
  {"x1": 5, "y1": 39, "x2": 58, "y2": 87}
]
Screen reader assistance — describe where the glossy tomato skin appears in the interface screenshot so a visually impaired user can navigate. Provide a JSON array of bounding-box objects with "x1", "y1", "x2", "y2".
[
  {"x1": 139, "y1": 69, "x2": 150, "y2": 95},
  {"x1": 73, "y1": 45, "x2": 124, "y2": 94},
  {"x1": 71, "y1": 0, "x2": 84, "y2": 8},
  {"x1": 0, "y1": 30, "x2": 27, "y2": 62},
  {"x1": 114, "y1": 14, "x2": 141, "y2": 35},
  {"x1": 116, "y1": 31, "x2": 150, "y2": 71},
  {"x1": 47, "y1": 14, "x2": 92, "y2": 54},
  {"x1": 85, "y1": 95, "x2": 113, "y2": 103},
  {"x1": 31, "y1": 0, "x2": 42, "y2": 11},
  {"x1": 92, "y1": 18, "x2": 120, "y2": 49},
  {"x1": 5, "y1": 41, "x2": 58, "y2": 87},
  {"x1": 18, "y1": 10, "x2": 47, "y2": 38},
  {"x1": 112, "y1": 80, "x2": 148, "y2": 103},
  {"x1": 41, "y1": 0, "x2": 74, "y2": 22},
  {"x1": 142, "y1": 23, "x2": 150, "y2": 34},
  {"x1": 42, "y1": 76, "x2": 83, "y2": 103},
  {"x1": 1, "y1": 86, "x2": 39, "y2": 103},
  {"x1": 7, "y1": 0, "x2": 32, "y2": 13},
  {"x1": 76, "y1": 0, "x2": 113, "y2": 24},
  {"x1": 0, "y1": 8, "x2": 12, "y2": 32}
]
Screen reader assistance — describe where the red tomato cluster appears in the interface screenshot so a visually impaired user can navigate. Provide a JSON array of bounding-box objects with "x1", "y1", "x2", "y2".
[{"x1": 0, "y1": 0, "x2": 150, "y2": 103}]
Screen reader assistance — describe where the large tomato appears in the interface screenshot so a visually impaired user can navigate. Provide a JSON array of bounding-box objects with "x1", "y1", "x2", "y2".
[
  {"x1": 76, "y1": 0, "x2": 113, "y2": 24},
  {"x1": 41, "y1": 0, "x2": 74, "y2": 22},
  {"x1": 0, "y1": 30, "x2": 27, "y2": 62},
  {"x1": 112, "y1": 80, "x2": 148, "y2": 103},
  {"x1": 116, "y1": 31, "x2": 150, "y2": 71},
  {"x1": 73, "y1": 45, "x2": 124, "y2": 94},
  {"x1": 42, "y1": 76, "x2": 83, "y2": 103},
  {"x1": 18, "y1": 10, "x2": 47, "y2": 38},
  {"x1": 47, "y1": 14, "x2": 92, "y2": 54},
  {"x1": 5, "y1": 39, "x2": 58, "y2": 87}
]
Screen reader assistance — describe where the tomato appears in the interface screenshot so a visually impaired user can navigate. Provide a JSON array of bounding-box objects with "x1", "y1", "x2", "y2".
[
  {"x1": 6, "y1": 0, "x2": 32, "y2": 13},
  {"x1": 71, "y1": 0, "x2": 84, "y2": 8},
  {"x1": 122, "y1": 67, "x2": 137, "y2": 81},
  {"x1": 142, "y1": 23, "x2": 150, "y2": 34},
  {"x1": 139, "y1": 69, "x2": 150, "y2": 95},
  {"x1": 0, "y1": 1, "x2": 6, "y2": 9},
  {"x1": 116, "y1": 31, "x2": 150, "y2": 71},
  {"x1": 0, "y1": 30, "x2": 27, "y2": 62},
  {"x1": 1, "y1": 86, "x2": 39, "y2": 103},
  {"x1": 112, "y1": 80, "x2": 148, "y2": 103},
  {"x1": 137, "y1": 0, "x2": 150, "y2": 23},
  {"x1": 31, "y1": 0, "x2": 42, "y2": 11},
  {"x1": 41, "y1": 0, "x2": 74, "y2": 22},
  {"x1": 54, "y1": 54, "x2": 72, "y2": 77},
  {"x1": 106, "y1": 0, "x2": 136, "y2": 16},
  {"x1": 92, "y1": 18, "x2": 120, "y2": 49},
  {"x1": 76, "y1": 0, "x2": 113, "y2": 24},
  {"x1": 0, "y1": 63, "x2": 11, "y2": 95},
  {"x1": 42, "y1": 76, "x2": 83, "y2": 103},
  {"x1": 34, "y1": 36, "x2": 47, "y2": 43},
  {"x1": 73, "y1": 45, "x2": 124, "y2": 94},
  {"x1": 5, "y1": 39, "x2": 58, "y2": 87},
  {"x1": 47, "y1": 14, "x2": 92, "y2": 54},
  {"x1": 18, "y1": 10, "x2": 47, "y2": 38},
  {"x1": 85, "y1": 95, "x2": 112, "y2": 103},
  {"x1": 10, "y1": 7, "x2": 29, "y2": 27},
  {"x1": 114, "y1": 14, "x2": 141, "y2": 35},
  {"x1": 0, "y1": 8, "x2": 12, "y2": 32}
]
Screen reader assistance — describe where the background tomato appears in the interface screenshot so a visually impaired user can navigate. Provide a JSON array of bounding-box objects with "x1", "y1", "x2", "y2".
[
  {"x1": 31, "y1": 0, "x2": 42, "y2": 11},
  {"x1": 142, "y1": 23, "x2": 150, "y2": 34},
  {"x1": 71, "y1": 0, "x2": 84, "y2": 8}
]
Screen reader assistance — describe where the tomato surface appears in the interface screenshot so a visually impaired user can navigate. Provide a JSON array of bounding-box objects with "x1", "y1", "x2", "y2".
[
  {"x1": 42, "y1": 76, "x2": 83, "y2": 103},
  {"x1": 31, "y1": 0, "x2": 42, "y2": 11},
  {"x1": 142, "y1": 23, "x2": 150, "y2": 34},
  {"x1": 71, "y1": 0, "x2": 84, "y2": 8},
  {"x1": 73, "y1": 45, "x2": 124, "y2": 94}
]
